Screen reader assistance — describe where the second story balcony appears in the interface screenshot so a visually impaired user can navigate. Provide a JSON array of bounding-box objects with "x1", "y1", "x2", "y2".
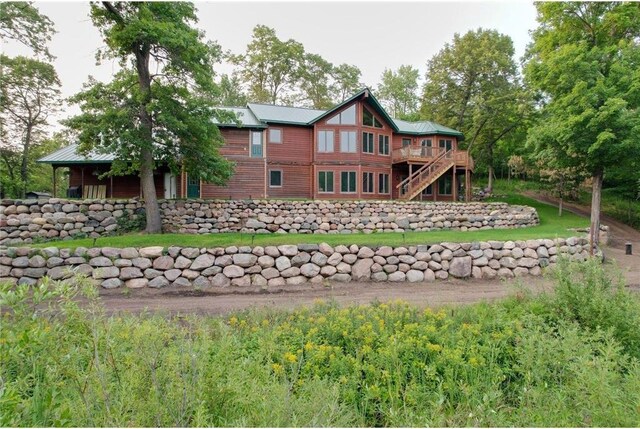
[{"x1": 392, "y1": 146, "x2": 474, "y2": 170}]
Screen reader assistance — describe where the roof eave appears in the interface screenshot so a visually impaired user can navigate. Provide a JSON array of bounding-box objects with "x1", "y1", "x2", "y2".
[{"x1": 36, "y1": 160, "x2": 114, "y2": 165}]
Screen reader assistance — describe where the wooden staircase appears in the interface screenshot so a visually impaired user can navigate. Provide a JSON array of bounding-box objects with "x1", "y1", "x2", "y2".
[{"x1": 396, "y1": 149, "x2": 455, "y2": 201}]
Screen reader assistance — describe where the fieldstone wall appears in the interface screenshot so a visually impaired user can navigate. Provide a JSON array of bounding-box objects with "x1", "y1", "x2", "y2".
[
  {"x1": 0, "y1": 237, "x2": 591, "y2": 289},
  {"x1": 0, "y1": 198, "x2": 539, "y2": 245}
]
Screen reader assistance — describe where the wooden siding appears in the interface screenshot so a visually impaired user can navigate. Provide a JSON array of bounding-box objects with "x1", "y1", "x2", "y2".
[
  {"x1": 68, "y1": 165, "x2": 165, "y2": 199},
  {"x1": 266, "y1": 163, "x2": 311, "y2": 198},
  {"x1": 312, "y1": 164, "x2": 393, "y2": 200},
  {"x1": 201, "y1": 158, "x2": 266, "y2": 199}
]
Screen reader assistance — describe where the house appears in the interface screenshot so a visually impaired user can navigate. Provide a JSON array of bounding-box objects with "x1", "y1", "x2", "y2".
[{"x1": 38, "y1": 88, "x2": 473, "y2": 201}]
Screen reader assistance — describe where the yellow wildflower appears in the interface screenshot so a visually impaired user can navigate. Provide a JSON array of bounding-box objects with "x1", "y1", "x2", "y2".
[{"x1": 284, "y1": 351, "x2": 298, "y2": 363}]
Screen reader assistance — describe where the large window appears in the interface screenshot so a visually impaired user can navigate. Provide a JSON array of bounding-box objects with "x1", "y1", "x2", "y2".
[
  {"x1": 439, "y1": 139, "x2": 453, "y2": 152},
  {"x1": 402, "y1": 138, "x2": 412, "y2": 147},
  {"x1": 362, "y1": 172, "x2": 374, "y2": 193},
  {"x1": 318, "y1": 130, "x2": 334, "y2": 152},
  {"x1": 318, "y1": 171, "x2": 334, "y2": 193},
  {"x1": 378, "y1": 135, "x2": 390, "y2": 155},
  {"x1": 438, "y1": 175, "x2": 452, "y2": 195},
  {"x1": 362, "y1": 107, "x2": 383, "y2": 128},
  {"x1": 378, "y1": 173, "x2": 389, "y2": 194},
  {"x1": 269, "y1": 128, "x2": 282, "y2": 143},
  {"x1": 269, "y1": 170, "x2": 282, "y2": 187},
  {"x1": 340, "y1": 131, "x2": 357, "y2": 153},
  {"x1": 341, "y1": 171, "x2": 356, "y2": 193},
  {"x1": 362, "y1": 132, "x2": 374, "y2": 154},
  {"x1": 326, "y1": 105, "x2": 356, "y2": 125}
]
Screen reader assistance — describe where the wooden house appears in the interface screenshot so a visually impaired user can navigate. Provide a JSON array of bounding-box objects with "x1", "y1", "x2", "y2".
[{"x1": 39, "y1": 89, "x2": 473, "y2": 201}]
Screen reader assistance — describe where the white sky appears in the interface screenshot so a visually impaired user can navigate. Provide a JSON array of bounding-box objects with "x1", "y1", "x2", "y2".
[{"x1": 2, "y1": 0, "x2": 539, "y2": 128}]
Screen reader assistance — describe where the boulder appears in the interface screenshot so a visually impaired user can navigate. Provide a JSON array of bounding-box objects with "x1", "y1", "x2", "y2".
[
  {"x1": 191, "y1": 254, "x2": 216, "y2": 270},
  {"x1": 351, "y1": 258, "x2": 374, "y2": 281},
  {"x1": 139, "y1": 246, "x2": 164, "y2": 258},
  {"x1": 449, "y1": 256, "x2": 472, "y2": 278}
]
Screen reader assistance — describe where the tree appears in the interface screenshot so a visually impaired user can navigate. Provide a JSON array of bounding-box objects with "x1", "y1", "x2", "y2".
[
  {"x1": 0, "y1": 1, "x2": 55, "y2": 58},
  {"x1": 231, "y1": 25, "x2": 304, "y2": 104},
  {"x1": 421, "y1": 29, "x2": 528, "y2": 192},
  {"x1": 65, "y1": 2, "x2": 233, "y2": 233},
  {"x1": 377, "y1": 65, "x2": 420, "y2": 119},
  {"x1": 524, "y1": 2, "x2": 640, "y2": 253},
  {"x1": 0, "y1": 55, "x2": 61, "y2": 197},
  {"x1": 331, "y1": 63, "x2": 362, "y2": 102},
  {"x1": 299, "y1": 53, "x2": 334, "y2": 109},
  {"x1": 218, "y1": 74, "x2": 247, "y2": 106}
]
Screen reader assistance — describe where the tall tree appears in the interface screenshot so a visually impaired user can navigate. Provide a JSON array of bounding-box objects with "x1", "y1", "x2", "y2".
[
  {"x1": 0, "y1": 1, "x2": 55, "y2": 58},
  {"x1": 377, "y1": 65, "x2": 420, "y2": 119},
  {"x1": 65, "y1": 2, "x2": 233, "y2": 233},
  {"x1": 299, "y1": 53, "x2": 334, "y2": 109},
  {"x1": 0, "y1": 55, "x2": 61, "y2": 197},
  {"x1": 217, "y1": 74, "x2": 247, "y2": 106},
  {"x1": 231, "y1": 25, "x2": 304, "y2": 104},
  {"x1": 421, "y1": 28, "x2": 527, "y2": 192},
  {"x1": 524, "y1": 2, "x2": 640, "y2": 252},
  {"x1": 331, "y1": 63, "x2": 362, "y2": 102}
]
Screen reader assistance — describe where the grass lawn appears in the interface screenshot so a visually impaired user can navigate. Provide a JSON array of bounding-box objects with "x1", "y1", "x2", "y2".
[{"x1": 34, "y1": 193, "x2": 589, "y2": 249}]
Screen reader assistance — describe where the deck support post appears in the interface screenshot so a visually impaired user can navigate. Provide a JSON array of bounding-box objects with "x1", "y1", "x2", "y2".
[
  {"x1": 52, "y1": 165, "x2": 57, "y2": 197},
  {"x1": 465, "y1": 169, "x2": 471, "y2": 201},
  {"x1": 452, "y1": 167, "x2": 457, "y2": 202}
]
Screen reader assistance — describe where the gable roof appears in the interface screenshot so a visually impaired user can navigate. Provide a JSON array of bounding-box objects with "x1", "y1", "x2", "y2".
[
  {"x1": 37, "y1": 143, "x2": 115, "y2": 165},
  {"x1": 392, "y1": 118, "x2": 463, "y2": 137}
]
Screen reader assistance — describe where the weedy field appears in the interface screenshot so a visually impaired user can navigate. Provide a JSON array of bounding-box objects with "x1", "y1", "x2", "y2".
[{"x1": 2, "y1": 259, "x2": 640, "y2": 427}]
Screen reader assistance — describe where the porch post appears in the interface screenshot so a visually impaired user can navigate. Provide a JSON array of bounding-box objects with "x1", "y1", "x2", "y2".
[
  {"x1": 409, "y1": 163, "x2": 413, "y2": 195},
  {"x1": 52, "y1": 165, "x2": 57, "y2": 197},
  {"x1": 110, "y1": 175, "x2": 114, "y2": 199},
  {"x1": 81, "y1": 167, "x2": 85, "y2": 198},
  {"x1": 452, "y1": 167, "x2": 457, "y2": 202}
]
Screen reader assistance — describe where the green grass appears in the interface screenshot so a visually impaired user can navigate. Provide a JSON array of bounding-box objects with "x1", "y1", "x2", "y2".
[
  {"x1": 2, "y1": 259, "x2": 640, "y2": 426},
  {"x1": 33, "y1": 194, "x2": 589, "y2": 249},
  {"x1": 578, "y1": 187, "x2": 640, "y2": 230}
]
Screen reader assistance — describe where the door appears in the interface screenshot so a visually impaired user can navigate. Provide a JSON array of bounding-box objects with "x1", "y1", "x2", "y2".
[
  {"x1": 421, "y1": 139, "x2": 432, "y2": 157},
  {"x1": 439, "y1": 139, "x2": 453, "y2": 157},
  {"x1": 164, "y1": 173, "x2": 176, "y2": 199},
  {"x1": 187, "y1": 175, "x2": 200, "y2": 198},
  {"x1": 251, "y1": 131, "x2": 263, "y2": 157}
]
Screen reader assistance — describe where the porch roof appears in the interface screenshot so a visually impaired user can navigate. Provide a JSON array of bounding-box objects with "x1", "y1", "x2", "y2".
[{"x1": 37, "y1": 144, "x2": 114, "y2": 165}]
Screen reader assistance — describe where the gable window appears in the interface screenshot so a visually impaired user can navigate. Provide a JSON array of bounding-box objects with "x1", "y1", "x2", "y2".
[
  {"x1": 438, "y1": 175, "x2": 452, "y2": 195},
  {"x1": 269, "y1": 170, "x2": 282, "y2": 187},
  {"x1": 318, "y1": 171, "x2": 334, "y2": 193},
  {"x1": 269, "y1": 128, "x2": 282, "y2": 143},
  {"x1": 326, "y1": 105, "x2": 356, "y2": 125},
  {"x1": 340, "y1": 131, "x2": 357, "y2": 153},
  {"x1": 340, "y1": 171, "x2": 356, "y2": 193},
  {"x1": 362, "y1": 107, "x2": 383, "y2": 128},
  {"x1": 378, "y1": 173, "x2": 389, "y2": 194},
  {"x1": 378, "y1": 135, "x2": 390, "y2": 155},
  {"x1": 402, "y1": 138, "x2": 412, "y2": 147},
  {"x1": 362, "y1": 172, "x2": 374, "y2": 193},
  {"x1": 362, "y1": 132, "x2": 374, "y2": 154},
  {"x1": 318, "y1": 130, "x2": 334, "y2": 152}
]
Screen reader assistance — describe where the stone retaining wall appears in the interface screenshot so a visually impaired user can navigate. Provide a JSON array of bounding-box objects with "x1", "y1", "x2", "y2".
[
  {"x1": 0, "y1": 237, "x2": 590, "y2": 288},
  {"x1": 0, "y1": 198, "x2": 539, "y2": 245}
]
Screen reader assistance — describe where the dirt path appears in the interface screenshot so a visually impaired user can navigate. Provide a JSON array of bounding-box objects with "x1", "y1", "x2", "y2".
[{"x1": 98, "y1": 193, "x2": 640, "y2": 316}]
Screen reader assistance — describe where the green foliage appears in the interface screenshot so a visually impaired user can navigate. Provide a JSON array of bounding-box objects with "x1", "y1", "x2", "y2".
[
  {"x1": 298, "y1": 53, "x2": 334, "y2": 109},
  {"x1": 2, "y1": 262, "x2": 640, "y2": 426},
  {"x1": 421, "y1": 28, "x2": 529, "y2": 182},
  {"x1": 331, "y1": 63, "x2": 363, "y2": 102},
  {"x1": 216, "y1": 74, "x2": 247, "y2": 107},
  {"x1": 377, "y1": 64, "x2": 420, "y2": 119},
  {"x1": 525, "y1": 2, "x2": 640, "y2": 179},
  {"x1": 115, "y1": 211, "x2": 147, "y2": 234},
  {"x1": 0, "y1": 1, "x2": 55, "y2": 58}
]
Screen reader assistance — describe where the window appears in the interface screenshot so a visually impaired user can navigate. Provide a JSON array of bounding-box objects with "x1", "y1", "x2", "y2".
[
  {"x1": 340, "y1": 171, "x2": 356, "y2": 193},
  {"x1": 439, "y1": 139, "x2": 453, "y2": 152},
  {"x1": 326, "y1": 105, "x2": 356, "y2": 125},
  {"x1": 362, "y1": 107, "x2": 383, "y2": 128},
  {"x1": 378, "y1": 135, "x2": 390, "y2": 155},
  {"x1": 269, "y1": 170, "x2": 282, "y2": 187},
  {"x1": 421, "y1": 139, "x2": 432, "y2": 147},
  {"x1": 422, "y1": 184, "x2": 433, "y2": 196},
  {"x1": 402, "y1": 138, "x2": 412, "y2": 147},
  {"x1": 268, "y1": 128, "x2": 282, "y2": 143},
  {"x1": 438, "y1": 175, "x2": 452, "y2": 195},
  {"x1": 340, "y1": 131, "x2": 357, "y2": 153},
  {"x1": 251, "y1": 131, "x2": 263, "y2": 157},
  {"x1": 318, "y1": 171, "x2": 334, "y2": 193},
  {"x1": 318, "y1": 130, "x2": 334, "y2": 152},
  {"x1": 362, "y1": 172, "x2": 374, "y2": 193},
  {"x1": 362, "y1": 132, "x2": 374, "y2": 154},
  {"x1": 378, "y1": 173, "x2": 389, "y2": 194}
]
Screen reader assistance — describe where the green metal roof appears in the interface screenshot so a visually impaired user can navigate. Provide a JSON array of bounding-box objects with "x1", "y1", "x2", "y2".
[
  {"x1": 247, "y1": 103, "x2": 325, "y2": 125},
  {"x1": 37, "y1": 144, "x2": 114, "y2": 165},
  {"x1": 213, "y1": 107, "x2": 266, "y2": 128},
  {"x1": 392, "y1": 118, "x2": 464, "y2": 137}
]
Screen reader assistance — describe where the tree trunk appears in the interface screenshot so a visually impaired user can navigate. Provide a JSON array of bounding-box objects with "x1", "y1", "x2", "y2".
[
  {"x1": 589, "y1": 170, "x2": 603, "y2": 256},
  {"x1": 20, "y1": 124, "x2": 32, "y2": 198},
  {"x1": 487, "y1": 166, "x2": 494, "y2": 194},
  {"x1": 135, "y1": 47, "x2": 162, "y2": 234},
  {"x1": 559, "y1": 197, "x2": 563, "y2": 217}
]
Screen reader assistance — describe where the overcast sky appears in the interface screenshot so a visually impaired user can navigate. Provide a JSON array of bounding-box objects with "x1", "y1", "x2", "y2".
[{"x1": 3, "y1": 0, "x2": 539, "y2": 127}]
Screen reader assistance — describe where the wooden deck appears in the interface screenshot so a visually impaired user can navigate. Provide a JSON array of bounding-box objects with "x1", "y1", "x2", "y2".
[{"x1": 392, "y1": 147, "x2": 474, "y2": 170}]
